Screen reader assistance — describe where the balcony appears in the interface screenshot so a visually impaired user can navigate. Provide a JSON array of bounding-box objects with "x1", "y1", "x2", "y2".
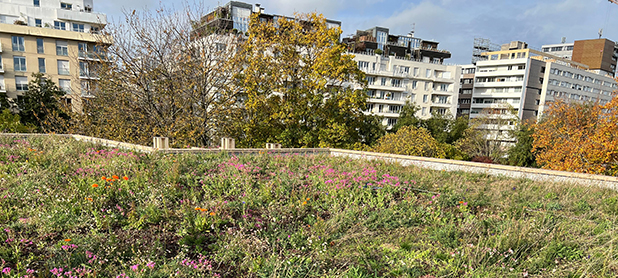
[
  {"x1": 0, "y1": 62, "x2": 3, "y2": 73},
  {"x1": 0, "y1": 83, "x2": 5, "y2": 93},
  {"x1": 78, "y1": 51, "x2": 107, "y2": 61},
  {"x1": 56, "y1": 9, "x2": 108, "y2": 25}
]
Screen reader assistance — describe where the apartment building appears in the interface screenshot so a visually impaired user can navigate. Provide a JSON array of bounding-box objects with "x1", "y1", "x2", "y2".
[
  {"x1": 354, "y1": 53, "x2": 461, "y2": 128},
  {"x1": 457, "y1": 65, "x2": 475, "y2": 117},
  {"x1": 0, "y1": 0, "x2": 108, "y2": 110},
  {"x1": 343, "y1": 27, "x2": 451, "y2": 64},
  {"x1": 471, "y1": 47, "x2": 617, "y2": 140},
  {"x1": 194, "y1": 1, "x2": 341, "y2": 36},
  {"x1": 542, "y1": 38, "x2": 618, "y2": 77}
]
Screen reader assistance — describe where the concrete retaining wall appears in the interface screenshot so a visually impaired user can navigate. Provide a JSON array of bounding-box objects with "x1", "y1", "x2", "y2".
[
  {"x1": 3, "y1": 133, "x2": 618, "y2": 189},
  {"x1": 330, "y1": 149, "x2": 618, "y2": 190}
]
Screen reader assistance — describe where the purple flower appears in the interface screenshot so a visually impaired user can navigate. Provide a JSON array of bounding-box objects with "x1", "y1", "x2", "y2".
[
  {"x1": 2, "y1": 267, "x2": 11, "y2": 275},
  {"x1": 130, "y1": 264, "x2": 139, "y2": 271}
]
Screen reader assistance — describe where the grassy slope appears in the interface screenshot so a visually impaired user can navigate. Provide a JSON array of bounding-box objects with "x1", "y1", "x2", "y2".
[{"x1": 0, "y1": 136, "x2": 618, "y2": 277}]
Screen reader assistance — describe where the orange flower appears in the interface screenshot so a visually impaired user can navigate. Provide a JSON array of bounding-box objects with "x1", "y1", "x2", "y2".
[
  {"x1": 92, "y1": 184, "x2": 99, "y2": 188},
  {"x1": 123, "y1": 176, "x2": 129, "y2": 181},
  {"x1": 302, "y1": 201, "x2": 307, "y2": 205},
  {"x1": 195, "y1": 207, "x2": 202, "y2": 211},
  {"x1": 85, "y1": 197, "x2": 93, "y2": 201},
  {"x1": 101, "y1": 176, "x2": 106, "y2": 180},
  {"x1": 106, "y1": 178, "x2": 112, "y2": 182},
  {"x1": 112, "y1": 175, "x2": 119, "y2": 179},
  {"x1": 64, "y1": 239, "x2": 71, "y2": 242},
  {"x1": 459, "y1": 201, "x2": 464, "y2": 204},
  {"x1": 209, "y1": 212, "x2": 216, "y2": 216}
]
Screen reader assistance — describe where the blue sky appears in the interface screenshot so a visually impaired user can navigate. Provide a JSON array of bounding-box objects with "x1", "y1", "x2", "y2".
[{"x1": 96, "y1": 0, "x2": 618, "y2": 64}]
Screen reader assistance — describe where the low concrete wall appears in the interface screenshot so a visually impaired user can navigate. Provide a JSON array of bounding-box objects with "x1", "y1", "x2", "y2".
[
  {"x1": 3, "y1": 133, "x2": 618, "y2": 189},
  {"x1": 330, "y1": 149, "x2": 618, "y2": 190}
]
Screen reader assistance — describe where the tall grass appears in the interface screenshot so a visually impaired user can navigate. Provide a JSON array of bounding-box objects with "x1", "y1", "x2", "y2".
[{"x1": 0, "y1": 135, "x2": 617, "y2": 277}]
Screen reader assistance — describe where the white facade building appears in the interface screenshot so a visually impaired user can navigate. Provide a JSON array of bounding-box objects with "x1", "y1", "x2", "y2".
[
  {"x1": 354, "y1": 53, "x2": 461, "y2": 128},
  {"x1": 541, "y1": 43, "x2": 574, "y2": 60},
  {"x1": 0, "y1": 0, "x2": 106, "y2": 32},
  {"x1": 472, "y1": 48, "x2": 617, "y2": 140}
]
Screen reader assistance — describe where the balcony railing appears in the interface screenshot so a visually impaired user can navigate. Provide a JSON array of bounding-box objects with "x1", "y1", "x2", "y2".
[{"x1": 79, "y1": 51, "x2": 107, "y2": 60}]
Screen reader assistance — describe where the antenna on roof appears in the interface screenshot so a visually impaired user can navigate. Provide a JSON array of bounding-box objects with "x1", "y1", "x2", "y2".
[
  {"x1": 561, "y1": 37, "x2": 566, "y2": 44},
  {"x1": 407, "y1": 23, "x2": 415, "y2": 37},
  {"x1": 599, "y1": 28, "x2": 603, "y2": 39}
]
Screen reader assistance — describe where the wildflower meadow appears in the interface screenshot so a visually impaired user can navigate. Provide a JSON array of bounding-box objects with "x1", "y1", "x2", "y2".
[{"x1": 1, "y1": 136, "x2": 618, "y2": 277}]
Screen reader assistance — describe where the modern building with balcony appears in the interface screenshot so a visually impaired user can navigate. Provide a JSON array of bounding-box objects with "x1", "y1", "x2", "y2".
[
  {"x1": 457, "y1": 65, "x2": 475, "y2": 117},
  {"x1": 194, "y1": 1, "x2": 341, "y2": 36},
  {"x1": 471, "y1": 45, "x2": 618, "y2": 141},
  {"x1": 354, "y1": 53, "x2": 461, "y2": 128},
  {"x1": 0, "y1": 0, "x2": 108, "y2": 111},
  {"x1": 344, "y1": 27, "x2": 451, "y2": 64}
]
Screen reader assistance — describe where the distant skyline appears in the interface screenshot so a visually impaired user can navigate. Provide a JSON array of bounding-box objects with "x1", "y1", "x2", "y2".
[{"x1": 95, "y1": 0, "x2": 618, "y2": 65}]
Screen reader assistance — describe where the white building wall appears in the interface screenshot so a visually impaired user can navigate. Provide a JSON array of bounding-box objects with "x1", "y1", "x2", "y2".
[
  {"x1": 0, "y1": 0, "x2": 106, "y2": 30},
  {"x1": 354, "y1": 53, "x2": 460, "y2": 128}
]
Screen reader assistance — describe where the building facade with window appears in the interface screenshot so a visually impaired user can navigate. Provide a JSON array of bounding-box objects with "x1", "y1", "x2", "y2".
[
  {"x1": 542, "y1": 38, "x2": 618, "y2": 77},
  {"x1": 0, "y1": 0, "x2": 108, "y2": 110},
  {"x1": 471, "y1": 47, "x2": 617, "y2": 141},
  {"x1": 354, "y1": 53, "x2": 461, "y2": 128},
  {"x1": 457, "y1": 64, "x2": 475, "y2": 117}
]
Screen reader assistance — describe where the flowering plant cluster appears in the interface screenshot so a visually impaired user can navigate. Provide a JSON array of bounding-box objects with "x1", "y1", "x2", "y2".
[{"x1": 0, "y1": 136, "x2": 617, "y2": 277}]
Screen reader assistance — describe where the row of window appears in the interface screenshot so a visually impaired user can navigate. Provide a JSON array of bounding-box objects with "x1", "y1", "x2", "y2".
[
  {"x1": 549, "y1": 68, "x2": 617, "y2": 89},
  {"x1": 477, "y1": 65, "x2": 526, "y2": 73},
  {"x1": 359, "y1": 62, "x2": 452, "y2": 79},
  {"x1": 12, "y1": 76, "x2": 72, "y2": 93},
  {"x1": 548, "y1": 79, "x2": 613, "y2": 95},
  {"x1": 365, "y1": 104, "x2": 402, "y2": 114},
  {"x1": 12, "y1": 36, "x2": 93, "y2": 56},
  {"x1": 11, "y1": 56, "x2": 71, "y2": 75},
  {"x1": 475, "y1": 76, "x2": 524, "y2": 83},
  {"x1": 546, "y1": 90, "x2": 607, "y2": 104},
  {"x1": 472, "y1": 98, "x2": 520, "y2": 104}
]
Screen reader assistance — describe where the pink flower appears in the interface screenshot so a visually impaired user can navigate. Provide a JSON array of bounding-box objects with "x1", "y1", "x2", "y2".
[
  {"x1": 2, "y1": 267, "x2": 11, "y2": 275},
  {"x1": 146, "y1": 261, "x2": 155, "y2": 269},
  {"x1": 130, "y1": 264, "x2": 139, "y2": 271}
]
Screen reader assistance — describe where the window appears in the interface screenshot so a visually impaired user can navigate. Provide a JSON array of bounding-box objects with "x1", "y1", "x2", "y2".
[
  {"x1": 459, "y1": 98, "x2": 471, "y2": 104},
  {"x1": 401, "y1": 66, "x2": 409, "y2": 73},
  {"x1": 14, "y1": 56, "x2": 27, "y2": 72},
  {"x1": 366, "y1": 76, "x2": 375, "y2": 85},
  {"x1": 422, "y1": 107, "x2": 427, "y2": 116},
  {"x1": 518, "y1": 65, "x2": 525, "y2": 70},
  {"x1": 38, "y1": 58, "x2": 46, "y2": 73},
  {"x1": 56, "y1": 41, "x2": 68, "y2": 56},
  {"x1": 424, "y1": 82, "x2": 431, "y2": 91},
  {"x1": 15, "y1": 77, "x2": 28, "y2": 91},
  {"x1": 436, "y1": 84, "x2": 448, "y2": 91},
  {"x1": 412, "y1": 81, "x2": 417, "y2": 89},
  {"x1": 57, "y1": 60, "x2": 70, "y2": 75},
  {"x1": 33, "y1": 0, "x2": 40, "y2": 7},
  {"x1": 461, "y1": 89, "x2": 472, "y2": 94},
  {"x1": 59, "y1": 79, "x2": 71, "y2": 93},
  {"x1": 426, "y1": 69, "x2": 432, "y2": 77},
  {"x1": 54, "y1": 21, "x2": 66, "y2": 30},
  {"x1": 72, "y1": 23, "x2": 84, "y2": 32},
  {"x1": 79, "y1": 62, "x2": 88, "y2": 77},
  {"x1": 387, "y1": 118, "x2": 397, "y2": 126},
  {"x1": 81, "y1": 81, "x2": 91, "y2": 96},
  {"x1": 380, "y1": 77, "x2": 387, "y2": 86},
  {"x1": 358, "y1": 61, "x2": 369, "y2": 69},
  {"x1": 389, "y1": 105, "x2": 402, "y2": 113},
  {"x1": 378, "y1": 105, "x2": 384, "y2": 113},
  {"x1": 423, "y1": 95, "x2": 428, "y2": 103},
  {"x1": 78, "y1": 43, "x2": 88, "y2": 57},
  {"x1": 413, "y1": 67, "x2": 419, "y2": 76},
  {"x1": 37, "y1": 38, "x2": 44, "y2": 54},
  {"x1": 60, "y1": 3, "x2": 72, "y2": 10},
  {"x1": 35, "y1": 18, "x2": 42, "y2": 27},
  {"x1": 391, "y1": 79, "x2": 401, "y2": 87},
  {"x1": 12, "y1": 36, "x2": 25, "y2": 52}
]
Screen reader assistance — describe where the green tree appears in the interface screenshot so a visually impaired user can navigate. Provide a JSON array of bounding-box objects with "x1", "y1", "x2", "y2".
[
  {"x1": 235, "y1": 13, "x2": 380, "y2": 148},
  {"x1": 0, "y1": 109, "x2": 33, "y2": 133},
  {"x1": 17, "y1": 73, "x2": 67, "y2": 130},
  {"x1": 371, "y1": 125, "x2": 445, "y2": 158},
  {"x1": 508, "y1": 122, "x2": 537, "y2": 167},
  {"x1": 392, "y1": 101, "x2": 467, "y2": 145},
  {"x1": 392, "y1": 101, "x2": 420, "y2": 132}
]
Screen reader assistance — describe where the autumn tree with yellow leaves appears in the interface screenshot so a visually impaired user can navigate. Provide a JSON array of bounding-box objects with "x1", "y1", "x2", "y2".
[
  {"x1": 533, "y1": 97, "x2": 618, "y2": 175},
  {"x1": 371, "y1": 125, "x2": 445, "y2": 158},
  {"x1": 232, "y1": 13, "x2": 383, "y2": 148}
]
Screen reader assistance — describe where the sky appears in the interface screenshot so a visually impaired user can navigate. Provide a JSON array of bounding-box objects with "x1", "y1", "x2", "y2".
[{"x1": 95, "y1": 0, "x2": 618, "y2": 65}]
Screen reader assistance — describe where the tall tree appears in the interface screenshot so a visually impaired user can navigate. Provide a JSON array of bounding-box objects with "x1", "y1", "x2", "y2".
[
  {"x1": 67, "y1": 4, "x2": 245, "y2": 147},
  {"x1": 371, "y1": 125, "x2": 445, "y2": 158},
  {"x1": 17, "y1": 73, "x2": 68, "y2": 130},
  {"x1": 533, "y1": 97, "x2": 618, "y2": 175},
  {"x1": 234, "y1": 13, "x2": 380, "y2": 148},
  {"x1": 507, "y1": 122, "x2": 537, "y2": 167}
]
